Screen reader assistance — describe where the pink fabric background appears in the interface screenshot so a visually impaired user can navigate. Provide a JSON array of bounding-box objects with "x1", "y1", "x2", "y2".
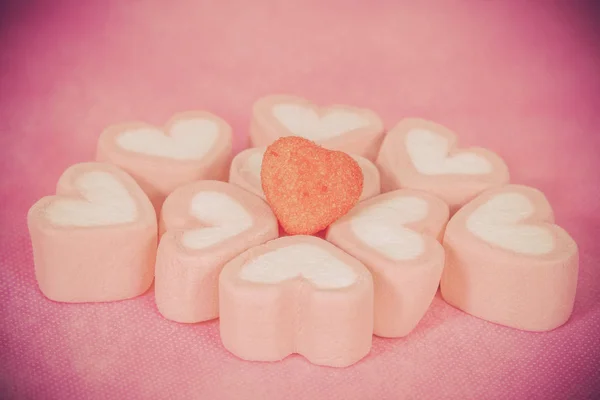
[{"x1": 1, "y1": 1, "x2": 600, "y2": 399}]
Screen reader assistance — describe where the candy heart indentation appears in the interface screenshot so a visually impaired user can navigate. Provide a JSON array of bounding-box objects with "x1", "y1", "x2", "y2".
[
  {"x1": 376, "y1": 118, "x2": 510, "y2": 212},
  {"x1": 272, "y1": 103, "x2": 370, "y2": 140},
  {"x1": 244, "y1": 148, "x2": 265, "y2": 179},
  {"x1": 251, "y1": 95, "x2": 385, "y2": 161},
  {"x1": 116, "y1": 118, "x2": 219, "y2": 160},
  {"x1": 466, "y1": 192, "x2": 554, "y2": 255},
  {"x1": 261, "y1": 136, "x2": 363, "y2": 235},
  {"x1": 181, "y1": 191, "x2": 253, "y2": 249},
  {"x1": 349, "y1": 196, "x2": 429, "y2": 260},
  {"x1": 406, "y1": 129, "x2": 492, "y2": 175},
  {"x1": 45, "y1": 171, "x2": 138, "y2": 226},
  {"x1": 239, "y1": 243, "x2": 356, "y2": 288}
]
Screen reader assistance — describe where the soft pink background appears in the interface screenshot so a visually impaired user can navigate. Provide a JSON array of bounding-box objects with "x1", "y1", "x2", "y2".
[{"x1": 1, "y1": 1, "x2": 600, "y2": 399}]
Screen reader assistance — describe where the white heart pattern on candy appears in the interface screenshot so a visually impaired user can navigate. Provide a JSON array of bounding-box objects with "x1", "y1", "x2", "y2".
[
  {"x1": 376, "y1": 118, "x2": 509, "y2": 212},
  {"x1": 239, "y1": 243, "x2": 357, "y2": 289},
  {"x1": 466, "y1": 192, "x2": 554, "y2": 255},
  {"x1": 405, "y1": 129, "x2": 493, "y2": 175},
  {"x1": 349, "y1": 196, "x2": 429, "y2": 260},
  {"x1": 116, "y1": 118, "x2": 220, "y2": 160},
  {"x1": 45, "y1": 170, "x2": 138, "y2": 227},
  {"x1": 271, "y1": 103, "x2": 370, "y2": 140},
  {"x1": 96, "y1": 111, "x2": 233, "y2": 210},
  {"x1": 250, "y1": 94, "x2": 385, "y2": 161},
  {"x1": 181, "y1": 191, "x2": 253, "y2": 250}
]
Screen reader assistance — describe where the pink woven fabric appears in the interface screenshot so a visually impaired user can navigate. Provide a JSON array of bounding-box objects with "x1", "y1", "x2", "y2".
[{"x1": 1, "y1": 1, "x2": 600, "y2": 399}]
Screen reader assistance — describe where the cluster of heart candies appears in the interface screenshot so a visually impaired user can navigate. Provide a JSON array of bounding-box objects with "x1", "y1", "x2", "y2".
[{"x1": 28, "y1": 94, "x2": 578, "y2": 367}]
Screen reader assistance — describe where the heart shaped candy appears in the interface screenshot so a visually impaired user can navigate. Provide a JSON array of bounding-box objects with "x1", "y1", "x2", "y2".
[
  {"x1": 155, "y1": 180, "x2": 278, "y2": 323},
  {"x1": 327, "y1": 190, "x2": 449, "y2": 338},
  {"x1": 96, "y1": 111, "x2": 232, "y2": 210},
  {"x1": 376, "y1": 118, "x2": 509, "y2": 213},
  {"x1": 219, "y1": 235, "x2": 373, "y2": 367},
  {"x1": 261, "y1": 137, "x2": 363, "y2": 235},
  {"x1": 441, "y1": 184, "x2": 578, "y2": 331},
  {"x1": 27, "y1": 162, "x2": 157, "y2": 303}
]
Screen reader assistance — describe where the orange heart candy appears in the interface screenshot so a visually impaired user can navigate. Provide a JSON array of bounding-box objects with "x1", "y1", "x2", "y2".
[{"x1": 261, "y1": 136, "x2": 363, "y2": 235}]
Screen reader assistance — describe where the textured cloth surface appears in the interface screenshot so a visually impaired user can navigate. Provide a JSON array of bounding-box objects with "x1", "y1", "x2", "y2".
[{"x1": 1, "y1": 1, "x2": 600, "y2": 399}]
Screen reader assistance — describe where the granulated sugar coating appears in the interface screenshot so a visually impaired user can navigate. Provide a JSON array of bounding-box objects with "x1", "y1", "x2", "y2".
[{"x1": 261, "y1": 137, "x2": 363, "y2": 235}]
